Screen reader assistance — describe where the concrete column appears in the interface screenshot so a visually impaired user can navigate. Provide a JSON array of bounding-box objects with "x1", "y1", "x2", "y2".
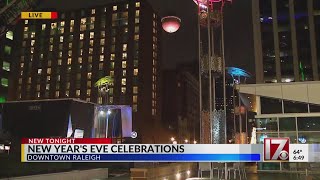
[
  {"x1": 289, "y1": 0, "x2": 300, "y2": 81},
  {"x1": 308, "y1": 0, "x2": 319, "y2": 80},
  {"x1": 252, "y1": 0, "x2": 264, "y2": 83},
  {"x1": 272, "y1": 0, "x2": 282, "y2": 82}
]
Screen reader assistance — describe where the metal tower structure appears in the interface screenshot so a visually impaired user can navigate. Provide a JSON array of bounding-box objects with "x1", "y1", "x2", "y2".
[{"x1": 194, "y1": 0, "x2": 232, "y2": 179}]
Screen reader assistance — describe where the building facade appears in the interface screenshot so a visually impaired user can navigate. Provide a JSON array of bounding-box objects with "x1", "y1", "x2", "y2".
[
  {"x1": 238, "y1": 82, "x2": 320, "y2": 170},
  {"x1": 0, "y1": 31, "x2": 13, "y2": 102},
  {"x1": 162, "y1": 64, "x2": 200, "y2": 144},
  {"x1": 10, "y1": 0, "x2": 161, "y2": 143},
  {"x1": 252, "y1": 0, "x2": 320, "y2": 83}
]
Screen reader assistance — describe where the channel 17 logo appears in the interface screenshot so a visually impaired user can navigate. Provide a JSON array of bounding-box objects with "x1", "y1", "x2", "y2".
[{"x1": 264, "y1": 138, "x2": 289, "y2": 161}]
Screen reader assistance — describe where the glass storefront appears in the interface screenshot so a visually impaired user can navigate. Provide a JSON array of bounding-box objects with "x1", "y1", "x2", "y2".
[{"x1": 256, "y1": 116, "x2": 320, "y2": 170}]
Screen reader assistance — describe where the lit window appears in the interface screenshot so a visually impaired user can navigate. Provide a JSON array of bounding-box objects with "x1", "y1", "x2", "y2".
[
  {"x1": 133, "y1": 104, "x2": 137, "y2": 112},
  {"x1": 2, "y1": 62, "x2": 10, "y2": 71},
  {"x1": 76, "y1": 90, "x2": 80, "y2": 97},
  {"x1": 28, "y1": 77, "x2": 31, "y2": 83},
  {"x1": 80, "y1": 33, "x2": 84, "y2": 40},
  {"x1": 58, "y1": 59, "x2": 62, "y2": 65},
  {"x1": 122, "y1": 52, "x2": 127, "y2": 59},
  {"x1": 121, "y1": 78, "x2": 126, "y2": 85},
  {"x1": 152, "y1": 109, "x2": 155, "y2": 115},
  {"x1": 25, "y1": 20, "x2": 28, "y2": 24},
  {"x1": 47, "y1": 68, "x2": 51, "y2": 74},
  {"x1": 135, "y1": 18, "x2": 139, "y2": 24},
  {"x1": 57, "y1": 75, "x2": 61, "y2": 81},
  {"x1": 70, "y1": 26, "x2": 74, "y2": 32},
  {"x1": 124, "y1": 27, "x2": 128, "y2": 33},
  {"x1": 90, "y1": 40, "x2": 94, "y2": 46},
  {"x1": 55, "y1": 91, "x2": 60, "y2": 98},
  {"x1": 78, "y1": 57, "x2": 82, "y2": 64},
  {"x1": 133, "y1": 86, "x2": 138, "y2": 94},
  {"x1": 91, "y1": 9, "x2": 95, "y2": 14},
  {"x1": 4, "y1": 46, "x2": 11, "y2": 55},
  {"x1": 6, "y1": 31, "x2": 13, "y2": 40},
  {"x1": 135, "y1": 10, "x2": 140, "y2": 17},
  {"x1": 87, "y1": 72, "x2": 92, "y2": 79},
  {"x1": 20, "y1": 63, "x2": 24, "y2": 68},
  {"x1": 121, "y1": 87, "x2": 126, "y2": 93},
  {"x1": 134, "y1": 34, "x2": 139, "y2": 40},
  {"x1": 69, "y1": 42, "x2": 72, "y2": 49},
  {"x1": 100, "y1": 39, "x2": 105, "y2": 45},
  {"x1": 134, "y1": 69, "x2": 138, "y2": 76},
  {"x1": 111, "y1": 54, "x2": 115, "y2": 60},
  {"x1": 66, "y1": 90, "x2": 69, "y2": 96},
  {"x1": 123, "y1": 44, "x2": 127, "y2": 51},
  {"x1": 113, "y1": 5, "x2": 117, "y2": 11},
  {"x1": 98, "y1": 97, "x2": 102, "y2": 104},
  {"x1": 88, "y1": 56, "x2": 93, "y2": 63},
  {"x1": 66, "y1": 82, "x2": 70, "y2": 89},
  {"x1": 67, "y1": 58, "x2": 72, "y2": 65},
  {"x1": 104, "y1": 7, "x2": 107, "y2": 12},
  {"x1": 110, "y1": 71, "x2": 114, "y2": 76},
  {"x1": 24, "y1": 27, "x2": 28, "y2": 32},
  {"x1": 122, "y1": 61, "x2": 127, "y2": 68},
  {"x1": 70, "y1": 20, "x2": 74, "y2": 26},
  {"x1": 123, "y1": 70, "x2": 126, "y2": 76},
  {"x1": 89, "y1": 48, "x2": 93, "y2": 54},
  {"x1": 51, "y1": 23, "x2": 57, "y2": 29},
  {"x1": 125, "y1": 4, "x2": 129, "y2": 9},
  {"x1": 1, "y1": 78, "x2": 8, "y2": 87},
  {"x1": 100, "y1": 55, "x2": 104, "y2": 61},
  {"x1": 31, "y1": 39, "x2": 35, "y2": 46},
  {"x1": 87, "y1": 81, "x2": 91, "y2": 88},
  {"x1": 81, "y1": 18, "x2": 86, "y2": 24},
  {"x1": 30, "y1": 47, "x2": 34, "y2": 54},
  {"x1": 100, "y1": 47, "x2": 104, "y2": 54},
  {"x1": 59, "y1": 52, "x2": 62, "y2": 58},
  {"x1": 112, "y1": 37, "x2": 116, "y2": 43},
  {"x1": 99, "y1": 63, "x2": 103, "y2": 70},
  {"x1": 108, "y1": 88, "x2": 113, "y2": 95},
  {"x1": 136, "y1": 2, "x2": 140, "y2": 7},
  {"x1": 87, "y1": 89, "x2": 91, "y2": 96},
  {"x1": 135, "y1": 26, "x2": 139, "y2": 33},
  {"x1": 37, "y1": 69, "x2": 42, "y2": 74},
  {"x1": 133, "y1": 95, "x2": 137, "y2": 103},
  {"x1": 90, "y1": 32, "x2": 94, "y2": 39},
  {"x1": 86, "y1": 97, "x2": 90, "y2": 102},
  {"x1": 68, "y1": 50, "x2": 72, "y2": 56},
  {"x1": 101, "y1": 31, "x2": 105, "y2": 37},
  {"x1": 110, "y1": 62, "x2": 115, "y2": 69},
  {"x1": 60, "y1": 21, "x2": 65, "y2": 27}
]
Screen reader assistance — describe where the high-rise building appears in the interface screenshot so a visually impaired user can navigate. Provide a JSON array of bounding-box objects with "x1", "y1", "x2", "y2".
[
  {"x1": 252, "y1": 0, "x2": 320, "y2": 83},
  {"x1": 10, "y1": 0, "x2": 161, "y2": 143},
  {"x1": 0, "y1": 30, "x2": 14, "y2": 102},
  {"x1": 162, "y1": 63, "x2": 200, "y2": 143}
]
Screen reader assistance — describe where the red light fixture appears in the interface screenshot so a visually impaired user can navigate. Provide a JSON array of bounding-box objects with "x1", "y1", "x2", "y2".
[{"x1": 161, "y1": 16, "x2": 181, "y2": 33}]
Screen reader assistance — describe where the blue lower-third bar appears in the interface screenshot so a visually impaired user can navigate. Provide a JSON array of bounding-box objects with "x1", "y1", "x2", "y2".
[{"x1": 25, "y1": 154, "x2": 261, "y2": 162}]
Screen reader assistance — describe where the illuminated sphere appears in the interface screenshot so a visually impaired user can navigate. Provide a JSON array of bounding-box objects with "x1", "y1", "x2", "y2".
[{"x1": 161, "y1": 16, "x2": 181, "y2": 33}]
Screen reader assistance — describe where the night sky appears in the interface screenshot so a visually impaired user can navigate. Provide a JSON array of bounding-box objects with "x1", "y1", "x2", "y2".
[{"x1": 39, "y1": 0, "x2": 254, "y2": 76}]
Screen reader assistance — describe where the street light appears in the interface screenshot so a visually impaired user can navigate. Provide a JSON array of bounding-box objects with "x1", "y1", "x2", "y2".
[
  {"x1": 193, "y1": 140, "x2": 197, "y2": 144},
  {"x1": 161, "y1": 16, "x2": 181, "y2": 33},
  {"x1": 107, "y1": 109, "x2": 112, "y2": 115},
  {"x1": 170, "y1": 137, "x2": 175, "y2": 142},
  {"x1": 184, "y1": 139, "x2": 189, "y2": 143}
]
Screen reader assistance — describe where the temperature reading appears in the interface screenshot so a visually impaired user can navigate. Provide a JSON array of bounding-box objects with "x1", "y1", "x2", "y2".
[{"x1": 293, "y1": 149, "x2": 302, "y2": 154}]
